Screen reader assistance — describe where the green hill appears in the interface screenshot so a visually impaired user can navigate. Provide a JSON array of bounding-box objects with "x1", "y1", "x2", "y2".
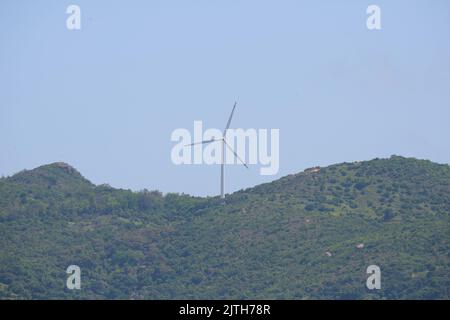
[{"x1": 0, "y1": 156, "x2": 448, "y2": 299}]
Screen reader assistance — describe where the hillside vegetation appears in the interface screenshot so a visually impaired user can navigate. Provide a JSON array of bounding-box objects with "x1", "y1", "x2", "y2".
[{"x1": 0, "y1": 156, "x2": 448, "y2": 299}]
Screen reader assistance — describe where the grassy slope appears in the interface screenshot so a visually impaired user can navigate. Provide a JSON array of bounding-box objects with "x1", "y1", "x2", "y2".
[{"x1": 0, "y1": 156, "x2": 448, "y2": 299}]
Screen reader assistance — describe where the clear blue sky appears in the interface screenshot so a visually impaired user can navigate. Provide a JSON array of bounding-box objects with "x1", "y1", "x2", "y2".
[{"x1": 1, "y1": 0, "x2": 449, "y2": 196}]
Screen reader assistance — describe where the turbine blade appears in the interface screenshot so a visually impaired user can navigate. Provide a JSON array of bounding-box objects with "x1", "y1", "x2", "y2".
[
  {"x1": 223, "y1": 140, "x2": 249, "y2": 169},
  {"x1": 223, "y1": 102, "x2": 237, "y2": 135},
  {"x1": 185, "y1": 138, "x2": 218, "y2": 147}
]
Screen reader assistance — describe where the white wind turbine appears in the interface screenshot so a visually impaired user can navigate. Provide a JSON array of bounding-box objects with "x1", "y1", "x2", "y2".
[{"x1": 186, "y1": 102, "x2": 248, "y2": 199}]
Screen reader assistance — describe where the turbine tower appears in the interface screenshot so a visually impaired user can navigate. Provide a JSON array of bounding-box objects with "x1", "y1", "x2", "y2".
[{"x1": 186, "y1": 102, "x2": 248, "y2": 199}]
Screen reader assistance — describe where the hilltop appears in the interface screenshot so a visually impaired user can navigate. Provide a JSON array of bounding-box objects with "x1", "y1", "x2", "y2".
[{"x1": 0, "y1": 156, "x2": 448, "y2": 299}]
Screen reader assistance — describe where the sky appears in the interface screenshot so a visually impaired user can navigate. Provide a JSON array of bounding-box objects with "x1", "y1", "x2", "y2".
[{"x1": 1, "y1": 0, "x2": 449, "y2": 196}]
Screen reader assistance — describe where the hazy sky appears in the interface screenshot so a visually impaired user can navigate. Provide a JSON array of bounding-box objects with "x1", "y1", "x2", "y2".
[{"x1": 1, "y1": 0, "x2": 449, "y2": 196}]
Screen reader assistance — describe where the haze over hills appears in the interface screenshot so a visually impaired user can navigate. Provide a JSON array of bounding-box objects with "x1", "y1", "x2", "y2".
[{"x1": 0, "y1": 156, "x2": 448, "y2": 299}]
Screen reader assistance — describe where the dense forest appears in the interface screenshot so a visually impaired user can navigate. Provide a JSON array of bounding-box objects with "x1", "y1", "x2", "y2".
[{"x1": 0, "y1": 156, "x2": 448, "y2": 299}]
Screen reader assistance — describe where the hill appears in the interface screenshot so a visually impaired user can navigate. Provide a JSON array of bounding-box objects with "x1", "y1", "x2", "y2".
[{"x1": 0, "y1": 156, "x2": 448, "y2": 299}]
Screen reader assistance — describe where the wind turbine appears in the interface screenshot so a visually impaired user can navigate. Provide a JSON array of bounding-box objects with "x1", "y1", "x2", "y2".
[{"x1": 186, "y1": 102, "x2": 248, "y2": 199}]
